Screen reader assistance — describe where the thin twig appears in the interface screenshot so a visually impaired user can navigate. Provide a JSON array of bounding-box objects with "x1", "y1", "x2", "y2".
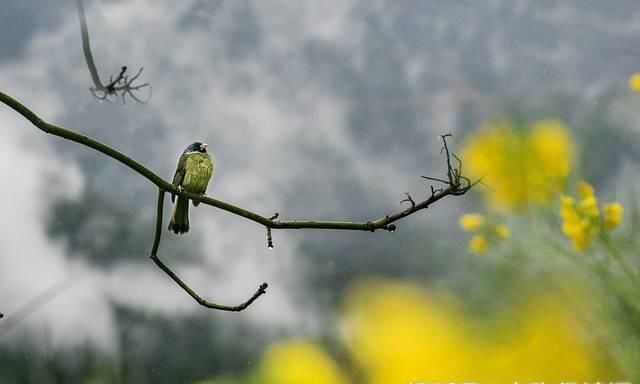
[
  {"x1": 400, "y1": 193, "x2": 416, "y2": 208},
  {"x1": 0, "y1": 279, "x2": 75, "y2": 340},
  {"x1": 422, "y1": 176, "x2": 449, "y2": 184},
  {"x1": 150, "y1": 189, "x2": 268, "y2": 311},
  {"x1": 266, "y1": 212, "x2": 279, "y2": 248},
  {"x1": 76, "y1": 0, "x2": 103, "y2": 90}
]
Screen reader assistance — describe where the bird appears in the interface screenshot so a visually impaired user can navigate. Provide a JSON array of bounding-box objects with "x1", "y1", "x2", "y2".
[{"x1": 168, "y1": 142, "x2": 214, "y2": 234}]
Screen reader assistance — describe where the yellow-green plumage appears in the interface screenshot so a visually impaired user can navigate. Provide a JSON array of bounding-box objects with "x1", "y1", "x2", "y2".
[{"x1": 169, "y1": 150, "x2": 214, "y2": 234}]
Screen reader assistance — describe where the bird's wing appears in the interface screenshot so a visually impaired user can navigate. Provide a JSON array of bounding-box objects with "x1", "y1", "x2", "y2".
[
  {"x1": 202, "y1": 153, "x2": 215, "y2": 195},
  {"x1": 171, "y1": 153, "x2": 187, "y2": 202}
]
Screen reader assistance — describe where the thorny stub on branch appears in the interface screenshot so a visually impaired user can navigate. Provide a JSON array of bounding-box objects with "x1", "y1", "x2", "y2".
[{"x1": 266, "y1": 212, "x2": 279, "y2": 249}]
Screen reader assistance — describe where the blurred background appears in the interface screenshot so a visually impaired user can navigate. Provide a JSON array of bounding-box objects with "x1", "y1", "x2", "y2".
[{"x1": 1, "y1": 0, "x2": 640, "y2": 383}]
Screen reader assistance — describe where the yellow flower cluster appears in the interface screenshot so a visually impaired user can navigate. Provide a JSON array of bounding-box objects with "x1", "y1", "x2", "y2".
[
  {"x1": 459, "y1": 213, "x2": 510, "y2": 254},
  {"x1": 339, "y1": 280, "x2": 614, "y2": 383},
  {"x1": 461, "y1": 119, "x2": 574, "y2": 211},
  {"x1": 560, "y1": 180, "x2": 624, "y2": 251}
]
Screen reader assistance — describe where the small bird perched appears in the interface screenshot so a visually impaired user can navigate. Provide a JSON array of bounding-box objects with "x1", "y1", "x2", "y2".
[{"x1": 168, "y1": 142, "x2": 214, "y2": 234}]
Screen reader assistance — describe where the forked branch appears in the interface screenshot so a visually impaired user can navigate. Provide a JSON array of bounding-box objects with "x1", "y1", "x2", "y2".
[
  {"x1": 0, "y1": 91, "x2": 475, "y2": 311},
  {"x1": 150, "y1": 190, "x2": 268, "y2": 311}
]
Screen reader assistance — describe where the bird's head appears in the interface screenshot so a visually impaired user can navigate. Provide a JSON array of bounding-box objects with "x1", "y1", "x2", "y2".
[{"x1": 184, "y1": 142, "x2": 208, "y2": 154}]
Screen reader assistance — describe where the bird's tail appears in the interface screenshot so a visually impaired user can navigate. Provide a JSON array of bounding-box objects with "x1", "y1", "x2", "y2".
[{"x1": 168, "y1": 196, "x2": 189, "y2": 234}]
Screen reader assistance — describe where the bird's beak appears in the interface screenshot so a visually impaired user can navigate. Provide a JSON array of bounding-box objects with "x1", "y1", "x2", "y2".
[{"x1": 201, "y1": 143, "x2": 208, "y2": 150}]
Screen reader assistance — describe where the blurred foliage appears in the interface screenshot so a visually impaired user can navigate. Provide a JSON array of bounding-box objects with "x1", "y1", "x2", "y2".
[
  {"x1": 459, "y1": 213, "x2": 510, "y2": 254},
  {"x1": 195, "y1": 280, "x2": 618, "y2": 384},
  {"x1": 259, "y1": 340, "x2": 347, "y2": 384},
  {"x1": 453, "y1": 109, "x2": 640, "y2": 380},
  {"x1": 46, "y1": 183, "x2": 202, "y2": 266},
  {"x1": 0, "y1": 305, "x2": 270, "y2": 384},
  {"x1": 47, "y1": 190, "x2": 151, "y2": 266}
]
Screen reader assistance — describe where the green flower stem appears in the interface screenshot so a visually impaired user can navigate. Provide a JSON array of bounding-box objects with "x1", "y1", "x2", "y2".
[
  {"x1": 601, "y1": 233, "x2": 640, "y2": 285},
  {"x1": 550, "y1": 240, "x2": 640, "y2": 316}
]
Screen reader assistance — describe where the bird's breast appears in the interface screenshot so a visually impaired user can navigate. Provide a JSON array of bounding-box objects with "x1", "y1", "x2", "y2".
[{"x1": 182, "y1": 153, "x2": 214, "y2": 193}]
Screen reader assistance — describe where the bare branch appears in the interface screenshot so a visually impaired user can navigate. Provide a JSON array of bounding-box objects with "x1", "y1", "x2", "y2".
[
  {"x1": 150, "y1": 190, "x2": 267, "y2": 311},
  {"x1": 76, "y1": 0, "x2": 151, "y2": 104},
  {"x1": 0, "y1": 91, "x2": 475, "y2": 311},
  {"x1": 0, "y1": 279, "x2": 75, "y2": 340},
  {"x1": 0, "y1": 91, "x2": 474, "y2": 232}
]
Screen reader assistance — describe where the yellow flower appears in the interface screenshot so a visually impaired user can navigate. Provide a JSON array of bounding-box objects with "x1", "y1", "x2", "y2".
[
  {"x1": 469, "y1": 234, "x2": 488, "y2": 254},
  {"x1": 461, "y1": 119, "x2": 573, "y2": 211},
  {"x1": 459, "y1": 213, "x2": 510, "y2": 253},
  {"x1": 341, "y1": 279, "x2": 615, "y2": 384},
  {"x1": 528, "y1": 119, "x2": 573, "y2": 182},
  {"x1": 260, "y1": 340, "x2": 347, "y2": 384},
  {"x1": 629, "y1": 72, "x2": 640, "y2": 91},
  {"x1": 560, "y1": 195, "x2": 597, "y2": 251},
  {"x1": 603, "y1": 202, "x2": 624, "y2": 229},
  {"x1": 577, "y1": 180, "x2": 595, "y2": 199},
  {"x1": 578, "y1": 195, "x2": 600, "y2": 217},
  {"x1": 560, "y1": 195, "x2": 575, "y2": 216},
  {"x1": 459, "y1": 213, "x2": 485, "y2": 231},
  {"x1": 559, "y1": 182, "x2": 623, "y2": 250},
  {"x1": 495, "y1": 224, "x2": 511, "y2": 239}
]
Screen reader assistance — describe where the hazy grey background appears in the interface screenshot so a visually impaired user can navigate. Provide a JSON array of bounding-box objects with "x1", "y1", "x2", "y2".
[{"x1": 1, "y1": 0, "x2": 640, "y2": 379}]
